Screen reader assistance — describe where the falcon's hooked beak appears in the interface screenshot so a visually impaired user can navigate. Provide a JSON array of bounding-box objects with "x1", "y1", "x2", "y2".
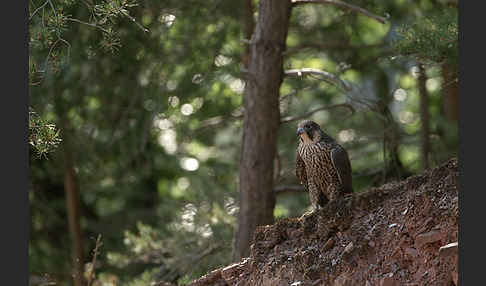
[{"x1": 297, "y1": 127, "x2": 304, "y2": 136}]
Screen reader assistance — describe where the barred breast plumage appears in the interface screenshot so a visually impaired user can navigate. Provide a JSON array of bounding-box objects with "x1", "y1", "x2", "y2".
[{"x1": 296, "y1": 120, "x2": 353, "y2": 211}]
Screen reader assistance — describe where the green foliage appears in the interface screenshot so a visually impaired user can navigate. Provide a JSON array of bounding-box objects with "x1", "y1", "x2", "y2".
[
  {"x1": 392, "y1": 8, "x2": 458, "y2": 67},
  {"x1": 29, "y1": 108, "x2": 62, "y2": 158},
  {"x1": 28, "y1": 0, "x2": 147, "y2": 82}
]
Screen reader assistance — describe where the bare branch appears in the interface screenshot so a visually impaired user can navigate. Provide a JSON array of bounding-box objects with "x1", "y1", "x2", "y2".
[
  {"x1": 280, "y1": 103, "x2": 355, "y2": 124},
  {"x1": 47, "y1": 0, "x2": 61, "y2": 35},
  {"x1": 284, "y1": 68, "x2": 351, "y2": 92},
  {"x1": 66, "y1": 17, "x2": 109, "y2": 33},
  {"x1": 280, "y1": 89, "x2": 297, "y2": 101},
  {"x1": 39, "y1": 36, "x2": 71, "y2": 73},
  {"x1": 120, "y1": 9, "x2": 149, "y2": 33},
  {"x1": 29, "y1": 0, "x2": 49, "y2": 22},
  {"x1": 87, "y1": 234, "x2": 103, "y2": 286},
  {"x1": 284, "y1": 42, "x2": 384, "y2": 56},
  {"x1": 292, "y1": 0, "x2": 388, "y2": 24},
  {"x1": 274, "y1": 185, "x2": 306, "y2": 194}
]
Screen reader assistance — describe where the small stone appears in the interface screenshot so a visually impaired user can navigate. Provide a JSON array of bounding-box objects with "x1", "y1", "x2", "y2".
[
  {"x1": 343, "y1": 242, "x2": 354, "y2": 254},
  {"x1": 380, "y1": 274, "x2": 397, "y2": 286},
  {"x1": 368, "y1": 241, "x2": 376, "y2": 247},
  {"x1": 426, "y1": 267, "x2": 436, "y2": 280},
  {"x1": 415, "y1": 230, "x2": 442, "y2": 248},
  {"x1": 291, "y1": 281, "x2": 303, "y2": 286},
  {"x1": 323, "y1": 238, "x2": 335, "y2": 251},
  {"x1": 451, "y1": 270, "x2": 458, "y2": 286},
  {"x1": 333, "y1": 272, "x2": 352, "y2": 286},
  {"x1": 439, "y1": 241, "x2": 458, "y2": 258},
  {"x1": 404, "y1": 247, "x2": 418, "y2": 259}
]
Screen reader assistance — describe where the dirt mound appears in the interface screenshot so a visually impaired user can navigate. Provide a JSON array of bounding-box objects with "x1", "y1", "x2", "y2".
[{"x1": 186, "y1": 157, "x2": 459, "y2": 286}]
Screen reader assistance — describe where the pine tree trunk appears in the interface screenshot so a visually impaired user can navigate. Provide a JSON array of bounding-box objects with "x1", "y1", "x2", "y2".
[
  {"x1": 64, "y1": 144, "x2": 85, "y2": 286},
  {"x1": 241, "y1": 0, "x2": 255, "y2": 69},
  {"x1": 233, "y1": 0, "x2": 292, "y2": 261},
  {"x1": 54, "y1": 85, "x2": 86, "y2": 285},
  {"x1": 418, "y1": 64, "x2": 430, "y2": 170},
  {"x1": 442, "y1": 62, "x2": 458, "y2": 122}
]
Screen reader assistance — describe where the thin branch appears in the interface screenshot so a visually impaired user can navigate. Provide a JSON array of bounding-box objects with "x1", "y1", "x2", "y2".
[
  {"x1": 120, "y1": 9, "x2": 149, "y2": 33},
  {"x1": 292, "y1": 0, "x2": 388, "y2": 24},
  {"x1": 39, "y1": 35, "x2": 71, "y2": 73},
  {"x1": 29, "y1": 0, "x2": 49, "y2": 22},
  {"x1": 284, "y1": 42, "x2": 384, "y2": 56},
  {"x1": 47, "y1": 0, "x2": 61, "y2": 36},
  {"x1": 281, "y1": 103, "x2": 355, "y2": 124},
  {"x1": 58, "y1": 37, "x2": 71, "y2": 60},
  {"x1": 66, "y1": 17, "x2": 109, "y2": 33},
  {"x1": 284, "y1": 68, "x2": 351, "y2": 92},
  {"x1": 41, "y1": 38, "x2": 61, "y2": 71},
  {"x1": 87, "y1": 234, "x2": 103, "y2": 286},
  {"x1": 280, "y1": 89, "x2": 297, "y2": 101}
]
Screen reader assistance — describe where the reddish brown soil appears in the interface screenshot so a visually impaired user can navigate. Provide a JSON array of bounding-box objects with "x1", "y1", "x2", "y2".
[{"x1": 184, "y1": 157, "x2": 459, "y2": 286}]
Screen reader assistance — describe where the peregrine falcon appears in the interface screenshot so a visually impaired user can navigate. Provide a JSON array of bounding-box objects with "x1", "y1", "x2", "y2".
[{"x1": 296, "y1": 120, "x2": 353, "y2": 211}]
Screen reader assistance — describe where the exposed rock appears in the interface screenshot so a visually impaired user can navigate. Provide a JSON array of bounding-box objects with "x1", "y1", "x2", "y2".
[
  {"x1": 343, "y1": 241, "x2": 354, "y2": 254},
  {"x1": 187, "y1": 158, "x2": 459, "y2": 286},
  {"x1": 380, "y1": 274, "x2": 397, "y2": 286},
  {"x1": 452, "y1": 270, "x2": 458, "y2": 285},
  {"x1": 404, "y1": 247, "x2": 419, "y2": 259},
  {"x1": 322, "y1": 238, "x2": 335, "y2": 251},
  {"x1": 439, "y1": 241, "x2": 458, "y2": 258},
  {"x1": 186, "y1": 268, "x2": 225, "y2": 286},
  {"x1": 415, "y1": 230, "x2": 443, "y2": 248},
  {"x1": 333, "y1": 272, "x2": 353, "y2": 286},
  {"x1": 220, "y1": 258, "x2": 249, "y2": 285}
]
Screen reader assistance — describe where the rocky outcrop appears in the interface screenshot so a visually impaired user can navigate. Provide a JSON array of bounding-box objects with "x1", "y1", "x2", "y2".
[{"x1": 186, "y1": 158, "x2": 459, "y2": 286}]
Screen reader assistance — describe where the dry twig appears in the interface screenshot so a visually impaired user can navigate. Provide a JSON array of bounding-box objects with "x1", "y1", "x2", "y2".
[
  {"x1": 281, "y1": 103, "x2": 355, "y2": 124},
  {"x1": 284, "y1": 68, "x2": 351, "y2": 92},
  {"x1": 87, "y1": 234, "x2": 103, "y2": 286},
  {"x1": 292, "y1": 0, "x2": 388, "y2": 24}
]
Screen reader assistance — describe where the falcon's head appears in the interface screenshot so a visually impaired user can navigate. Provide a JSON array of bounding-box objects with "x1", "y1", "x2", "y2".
[{"x1": 297, "y1": 120, "x2": 322, "y2": 144}]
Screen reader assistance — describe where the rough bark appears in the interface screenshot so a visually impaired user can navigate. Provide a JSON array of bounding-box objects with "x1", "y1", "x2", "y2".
[
  {"x1": 233, "y1": 0, "x2": 293, "y2": 261},
  {"x1": 442, "y1": 62, "x2": 458, "y2": 122},
  {"x1": 418, "y1": 63, "x2": 430, "y2": 170},
  {"x1": 241, "y1": 0, "x2": 255, "y2": 69},
  {"x1": 64, "y1": 145, "x2": 85, "y2": 286}
]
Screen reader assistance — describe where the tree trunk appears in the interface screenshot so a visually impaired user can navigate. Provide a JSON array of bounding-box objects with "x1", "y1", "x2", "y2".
[
  {"x1": 54, "y1": 84, "x2": 86, "y2": 285},
  {"x1": 233, "y1": 0, "x2": 292, "y2": 261},
  {"x1": 375, "y1": 69, "x2": 406, "y2": 184},
  {"x1": 64, "y1": 145, "x2": 85, "y2": 286},
  {"x1": 242, "y1": 0, "x2": 255, "y2": 69},
  {"x1": 418, "y1": 63, "x2": 430, "y2": 170},
  {"x1": 442, "y1": 62, "x2": 458, "y2": 122}
]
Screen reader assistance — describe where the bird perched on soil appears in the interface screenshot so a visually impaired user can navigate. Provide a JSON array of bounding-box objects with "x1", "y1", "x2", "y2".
[{"x1": 296, "y1": 120, "x2": 353, "y2": 211}]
